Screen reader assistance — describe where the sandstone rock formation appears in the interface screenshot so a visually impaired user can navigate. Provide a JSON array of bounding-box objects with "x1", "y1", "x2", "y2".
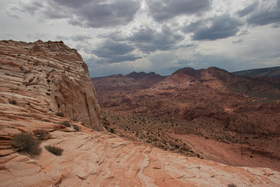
[
  {"x1": 0, "y1": 40, "x2": 102, "y2": 130},
  {"x1": 1, "y1": 41, "x2": 280, "y2": 186},
  {"x1": 2, "y1": 129, "x2": 280, "y2": 186}
]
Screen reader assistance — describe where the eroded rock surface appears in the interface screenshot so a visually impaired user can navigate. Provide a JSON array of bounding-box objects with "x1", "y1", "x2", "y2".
[
  {"x1": 2, "y1": 129, "x2": 280, "y2": 187},
  {"x1": 0, "y1": 40, "x2": 102, "y2": 130}
]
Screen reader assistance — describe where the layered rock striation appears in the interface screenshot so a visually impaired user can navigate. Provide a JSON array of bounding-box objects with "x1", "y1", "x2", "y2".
[{"x1": 0, "y1": 40, "x2": 102, "y2": 130}]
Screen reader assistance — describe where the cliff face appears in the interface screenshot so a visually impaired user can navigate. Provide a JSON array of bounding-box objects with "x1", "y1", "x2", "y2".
[{"x1": 0, "y1": 40, "x2": 102, "y2": 130}]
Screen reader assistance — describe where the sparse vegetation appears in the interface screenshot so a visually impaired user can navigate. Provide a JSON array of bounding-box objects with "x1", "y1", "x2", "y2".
[
  {"x1": 9, "y1": 100, "x2": 17, "y2": 105},
  {"x1": 11, "y1": 133, "x2": 41, "y2": 156},
  {"x1": 61, "y1": 121, "x2": 71, "y2": 127},
  {"x1": 55, "y1": 112, "x2": 64, "y2": 117},
  {"x1": 72, "y1": 117, "x2": 78, "y2": 122},
  {"x1": 33, "y1": 129, "x2": 50, "y2": 140},
  {"x1": 72, "y1": 124, "x2": 81, "y2": 131},
  {"x1": 45, "y1": 145, "x2": 63, "y2": 156},
  {"x1": 108, "y1": 128, "x2": 115, "y2": 134}
]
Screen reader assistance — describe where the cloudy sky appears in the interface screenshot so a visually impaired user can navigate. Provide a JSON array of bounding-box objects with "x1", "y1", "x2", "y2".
[{"x1": 1, "y1": 0, "x2": 280, "y2": 77}]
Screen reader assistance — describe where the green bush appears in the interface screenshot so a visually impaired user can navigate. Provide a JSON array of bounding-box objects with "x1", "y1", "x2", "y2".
[
  {"x1": 12, "y1": 133, "x2": 41, "y2": 156},
  {"x1": 72, "y1": 125, "x2": 81, "y2": 131},
  {"x1": 61, "y1": 121, "x2": 71, "y2": 127},
  {"x1": 45, "y1": 145, "x2": 63, "y2": 156}
]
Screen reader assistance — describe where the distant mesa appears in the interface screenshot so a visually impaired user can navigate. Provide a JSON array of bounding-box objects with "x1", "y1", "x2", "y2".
[
  {"x1": 127, "y1": 71, "x2": 160, "y2": 79},
  {"x1": 234, "y1": 66, "x2": 280, "y2": 78}
]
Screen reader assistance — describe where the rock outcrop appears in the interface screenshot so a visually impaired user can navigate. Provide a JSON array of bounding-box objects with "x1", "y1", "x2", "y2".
[
  {"x1": 0, "y1": 40, "x2": 102, "y2": 130},
  {"x1": 1, "y1": 41, "x2": 280, "y2": 186},
  {"x1": 2, "y1": 129, "x2": 280, "y2": 186}
]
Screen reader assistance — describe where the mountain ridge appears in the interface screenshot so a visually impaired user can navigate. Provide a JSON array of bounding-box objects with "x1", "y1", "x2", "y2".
[{"x1": 234, "y1": 66, "x2": 280, "y2": 78}]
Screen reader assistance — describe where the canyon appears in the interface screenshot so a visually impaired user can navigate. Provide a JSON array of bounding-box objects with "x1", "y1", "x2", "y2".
[
  {"x1": 94, "y1": 67, "x2": 280, "y2": 171},
  {"x1": 0, "y1": 40, "x2": 280, "y2": 186}
]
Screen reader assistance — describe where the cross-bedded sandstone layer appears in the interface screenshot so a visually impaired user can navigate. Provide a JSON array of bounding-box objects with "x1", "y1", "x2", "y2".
[{"x1": 0, "y1": 40, "x2": 102, "y2": 130}]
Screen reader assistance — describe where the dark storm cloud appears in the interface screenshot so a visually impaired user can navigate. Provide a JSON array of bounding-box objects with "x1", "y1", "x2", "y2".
[
  {"x1": 237, "y1": 0, "x2": 280, "y2": 26},
  {"x1": 93, "y1": 26, "x2": 185, "y2": 62},
  {"x1": 127, "y1": 26, "x2": 184, "y2": 53},
  {"x1": 21, "y1": 0, "x2": 141, "y2": 28},
  {"x1": 146, "y1": 0, "x2": 211, "y2": 22},
  {"x1": 247, "y1": 11, "x2": 280, "y2": 26},
  {"x1": 93, "y1": 40, "x2": 134, "y2": 58},
  {"x1": 246, "y1": 2, "x2": 280, "y2": 26},
  {"x1": 238, "y1": 1, "x2": 259, "y2": 17},
  {"x1": 183, "y1": 15, "x2": 242, "y2": 40},
  {"x1": 92, "y1": 40, "x2": 141, "y2": 63}
]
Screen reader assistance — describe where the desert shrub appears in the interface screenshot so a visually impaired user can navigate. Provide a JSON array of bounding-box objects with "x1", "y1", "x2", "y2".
[
  {"x1": 45, "y1": 145, "x2": 63, "y2": 156},
  {"x1": 11, "y1": 133, "x2": 41, "y2": 156},
  {"x1": 9, "y1": 100, "x2": 17, "y2": 105},
  {"x1": 33, "y1": 129, "x2": 50, "y2": 140},
  {"x1": 72, "y1": 125, "x2": 81, "y2": 131},
  {"x1": 72, "y1": 117, "x2": 79, "y2": 122},
  {"x1": 55, "y1": 112, "x2": 64, "y2": 117},
  {"x1": 61, "y1": 121, "x2": 71, "y2": 127},
  {"x1": 108, "y1": 128, "x2": 115, "y2": 133},
  {"x1": 228, "y1": 184, "x2": 237, "y2": 187}
]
